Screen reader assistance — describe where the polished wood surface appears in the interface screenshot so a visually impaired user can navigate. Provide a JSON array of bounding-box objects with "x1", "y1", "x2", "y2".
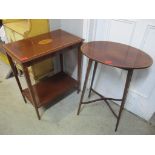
[
  {"x1": 23, "y1": 72, "x2": 78, "y2": 108},
  {"x1": 3, "y1": 29, "x2": 83, "y2": 63},
  {"x1": 81, "y1": 41, "x2": 153, "y2": 69}
]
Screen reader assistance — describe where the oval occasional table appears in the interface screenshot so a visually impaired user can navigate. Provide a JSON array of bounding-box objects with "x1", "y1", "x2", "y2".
[{"x1": 77, "y1": 41, "x2": 153, "y2": 131}]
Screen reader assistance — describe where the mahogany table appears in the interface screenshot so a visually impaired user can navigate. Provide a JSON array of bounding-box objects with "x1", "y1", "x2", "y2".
[
  {"x1": 3, "y1": 29, "x2": 83, "y2": 120},
  {"x1": 77, "y1": 41, "x2": 153, "y2": 131}
]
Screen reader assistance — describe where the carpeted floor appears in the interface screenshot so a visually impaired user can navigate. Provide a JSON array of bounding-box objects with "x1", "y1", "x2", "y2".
[{"x1": 0, "y1": 61, "x2": 155, "y2": 134}]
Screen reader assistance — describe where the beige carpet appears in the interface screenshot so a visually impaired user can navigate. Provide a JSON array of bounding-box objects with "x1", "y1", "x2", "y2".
[{"x1": 0, "y1": 61, "x2": 155, "y2": 134}]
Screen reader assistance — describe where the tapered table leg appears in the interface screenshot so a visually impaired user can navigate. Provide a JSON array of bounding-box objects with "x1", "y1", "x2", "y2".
[
  {"x1": 77, "y1": 44, "x2": 82, "y2": 93},
  {"x1": 22, "y1": 66, "x2": 40, "y2": 120},
  {"x1": 60, "y1": 53, "x2": 63, "y2": 72},
  {"x1": 115, "y1": 69, "x2": 133, "y2": 131},
  {"x1": 6, "y1": 54, "x2": 27, "y2": 103},
  {"x1": 77, "y1": 59, "x2": 93, "y2": 115},
  {"x1": 88, "y1": 61, "x2": 98, "y2": 98}
]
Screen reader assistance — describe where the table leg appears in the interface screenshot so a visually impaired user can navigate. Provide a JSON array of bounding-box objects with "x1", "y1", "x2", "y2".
[
  {"x1": 115, "y1": 69, "x2": 133, "y2": 131},
  {"x1": 22, "y1": 66, "x2": 40, "y2": 120},
  {"x1": 77, "y1": 59, "x2": 93, "y2": 115},
  {"x1": 6, "y1": 54, "x2": 27, "y2": 103},
  {"x1": 77, "y1": 44, "x2": 82, "y2": 93},
  {"x1": 88, "y1": 61, "x2": 98, "y2": 98},
  {"x1": 60, "y1": 53, "x2": 63, "y2": 72}
]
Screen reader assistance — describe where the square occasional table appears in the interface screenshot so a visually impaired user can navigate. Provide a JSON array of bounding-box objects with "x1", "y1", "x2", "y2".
[{"x1": 3, "y1": 29, "x2": 83, "y2": 120}]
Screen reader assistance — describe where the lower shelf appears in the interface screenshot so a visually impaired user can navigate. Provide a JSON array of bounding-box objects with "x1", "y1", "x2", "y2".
[{"x1": 23, "y1": 72, "x2": 78, "y2": 108}]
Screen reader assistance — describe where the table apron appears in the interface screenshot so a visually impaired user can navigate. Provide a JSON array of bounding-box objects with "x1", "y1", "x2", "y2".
[{"x1": 22, "y1": 43, "x2": 81, "y2": 67}]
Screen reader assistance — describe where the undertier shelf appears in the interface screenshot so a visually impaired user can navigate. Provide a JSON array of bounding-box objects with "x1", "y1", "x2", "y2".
[{"x1": 23, "y1": 72, "x2": 78, "y2": 108}]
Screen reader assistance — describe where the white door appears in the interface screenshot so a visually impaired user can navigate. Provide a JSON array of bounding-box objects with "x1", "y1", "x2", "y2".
[{"x1": 86, "y1": 19, "x2": 155, "y2": 121}]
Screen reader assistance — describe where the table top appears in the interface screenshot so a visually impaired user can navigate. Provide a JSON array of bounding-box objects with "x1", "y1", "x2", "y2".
[
  {"x1": 81, "y1": 41, "x2": 153, "y2": 69},
  {"x1": 3, "y1": 29, "x2": 83, "y2": 63}
]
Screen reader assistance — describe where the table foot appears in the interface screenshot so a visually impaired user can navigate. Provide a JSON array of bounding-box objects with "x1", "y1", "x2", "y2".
[
  {"x1": 77, "y1": 88, "x2": 80, "y2": 94},
  {"x1": 35, "y1": 108, "x2": 40, "y2": 120},
  {"x1": 5, "y1": 69, "x2": 14, "y2": 79}
]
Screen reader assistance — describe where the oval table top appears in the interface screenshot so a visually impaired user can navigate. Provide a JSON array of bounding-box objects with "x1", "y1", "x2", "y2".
[{"x1": 81, "y1": 41, "x2": 153, "y2": 69}]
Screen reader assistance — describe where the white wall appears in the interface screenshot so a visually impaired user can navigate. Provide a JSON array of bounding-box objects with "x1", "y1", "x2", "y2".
[
  {"x1": 60, "y1": 19, "x2": 84, "y2": 79},
  {"x1": 49, "y1": 19, "x2": 84, "y2": 78},
  {"x1": 49, "y1": 19, "x2": 61, "y2": 31},
  {"x1": 49, "y1": 19, "x2": 83, "y2": 36},
  {"x1": 49, "y1": 19, "x2": 61, "y2": 73},
  {"x1": 60, "y1": 19, "x2": 83, "y2": 37}
]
